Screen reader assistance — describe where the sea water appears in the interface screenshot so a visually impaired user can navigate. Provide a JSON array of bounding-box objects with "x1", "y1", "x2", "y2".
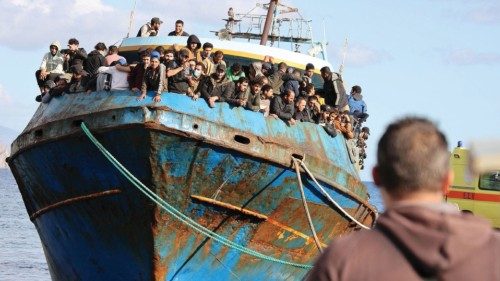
[
  {"x1": 0, "y1": 168, "x2": 383, "y2": 281},
  {"x1": 0, "y1": 169, "x2": 51, "y2": 280}
]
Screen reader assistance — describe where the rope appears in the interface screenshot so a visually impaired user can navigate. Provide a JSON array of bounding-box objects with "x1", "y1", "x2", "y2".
[
  {"x1": 292, "y1": 158, "x2": 323, "y2": 253},
  {"x1": 80, "y1": 122, "x2": 312, "y2": 269},
  {"x1": 298, "y1": 159, "x2": 371, "y2": 230}
]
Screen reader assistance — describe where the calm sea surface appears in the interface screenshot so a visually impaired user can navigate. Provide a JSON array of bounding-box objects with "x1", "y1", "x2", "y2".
[{"x1": 0, "y1": 168, "x2": 383, "y2": 280}]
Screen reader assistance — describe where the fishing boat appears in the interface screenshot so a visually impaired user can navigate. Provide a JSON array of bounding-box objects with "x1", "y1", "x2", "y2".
[{"x1": 7, "y1": 1, "x2": 376, "y2": 280}]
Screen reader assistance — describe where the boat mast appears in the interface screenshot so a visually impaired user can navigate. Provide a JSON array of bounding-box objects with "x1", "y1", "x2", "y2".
[
  {"x1": 126, "y1": 0, "x2": 138, "y2": 38},
  {"x1": 260, "y1": 0, "x2": 278, "y2": 46}
]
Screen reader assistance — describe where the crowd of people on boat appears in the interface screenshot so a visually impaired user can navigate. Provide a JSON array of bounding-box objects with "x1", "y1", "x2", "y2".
[{"x1": 34, "y1": 17, "x2": 370, "y2": 167}]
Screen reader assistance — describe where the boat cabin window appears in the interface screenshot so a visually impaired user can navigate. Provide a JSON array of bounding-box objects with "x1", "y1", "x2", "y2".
[{"x1": 479, "y1": 171, "x2": 500, "y2": 191}]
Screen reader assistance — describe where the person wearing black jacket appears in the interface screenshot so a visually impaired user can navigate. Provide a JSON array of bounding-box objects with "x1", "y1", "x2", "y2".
[
  {"x1": 83, "y1": 42, "x2": 106, "y2": 91},
  {"x1": 270, "y1": 89, "x2": 296, "y2": 125},
  {"x1": 62, "y1": 38, "x2": 87, "y2": 73},
  {"x1": 318, "y1": 66, "x2": 348, "y2": 110},
  {"x1": 293, "y1": 97, "x2": 313, "y2": 123},
  {"x1": 84, "y1": 42, "x2": 106, "y2": 76}
]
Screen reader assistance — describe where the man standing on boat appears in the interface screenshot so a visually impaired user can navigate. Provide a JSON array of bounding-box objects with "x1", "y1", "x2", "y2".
[
  {"x1": 137, "y1": 17, "x2": 163, "y2": 37},
  {"x1": 168, "y1": 20, "x2": 189, "y2": 36},
  {"x1": 318, "y1": 66, "x2": 348, "y2": 111},
  {"x1": 306, "y1": 117, "x2": 500, "y2": 281}
]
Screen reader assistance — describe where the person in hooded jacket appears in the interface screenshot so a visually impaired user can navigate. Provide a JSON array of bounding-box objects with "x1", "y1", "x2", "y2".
[
  {"x1": 35, "y1": 41, "x2": 64, "y2": 101},
  {"x1": 185, "y1": 34, "x2": 201, "y2": 61},
  {"x1": 306, "y1": 117, "x2": 500, "y2": 281}
]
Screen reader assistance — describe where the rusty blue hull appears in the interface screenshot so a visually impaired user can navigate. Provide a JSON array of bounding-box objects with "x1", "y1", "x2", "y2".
[{"x1": 8, "y1": 91, "x2": 376, "y2": 280}]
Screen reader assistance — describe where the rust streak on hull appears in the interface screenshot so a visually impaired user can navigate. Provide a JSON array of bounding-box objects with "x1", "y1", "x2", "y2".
[
  {"x1": 30, "y1": 189, "x2": 122, "y2": 221},
  {"x1": 191, "y1": 195, "x2": 268, "y2": 220},
  {"x1": 191, "y1": 194, "x2": 328, "y2": 248}
]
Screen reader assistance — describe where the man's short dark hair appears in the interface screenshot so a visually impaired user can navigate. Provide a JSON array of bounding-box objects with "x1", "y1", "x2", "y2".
[
  {"x1": 250, "y1": 76, "x2": 265, "y2": 86},
  {"x1": 284, "y1": 89, "x2": 295, "y2": 97},
  {"x1": 237, "y1": 77, "x2": 249, "y2": 84},
  {"x1": 94, "y1": 42, "x2": 106, "y2": 51},
  {"x1": 261, "y1": 84, "x2": 272, "y2": 93},
  {"x1": 278, "y1": 62, "x2": 288, "y2": 70},
  {"x1": 308, "y1": 95, "x2": 319, "y2": 102},
  {"x1": 202, "y1": 42, "x2": 213, "y2": 49},
  {"x1": 305, "y1": 84, "x2": 315, "y2": 93},
  {"x1": 155, "y1": 46, "x2": 165, "y2": 55},
  {"x1": 178, "y1": 49, "x2": 190, "y2": 59},
  {"x1": 68, "y1": 38, "x2": 79, "y2": 45},
  {"x1": 352, "y1": 85, "x2": 362, "y2": 93},
  {"x1": 320, "y1": 66, "x2": 331, "y2": 74},
  {"x1": 195, "y1": 62, "x2": 206, "y2": 71},
  {"x1": 176, "y1": 19, "x2": 184, "y2": 25},
  {"x1": 305, "y1": 63, "x2": 315, "y2": 71},
  {"x1": 376, "y1": 117, "x2": 449, "y2": 197},
  {"x1": 231, "y1": 62, "x2": 241, "y2": 72},
  {"x1": 214, "y1": 50, "x2": 224, "y2": 57},
  {"x1": 140, "y1": 50, "x2": 151, "y2": 58},
  {"x1": 108, "y1": 45, "x2": 118, "y2": 54},
  {"x1": 296, "y1": 97, "x2": 307, "y2": 104}
]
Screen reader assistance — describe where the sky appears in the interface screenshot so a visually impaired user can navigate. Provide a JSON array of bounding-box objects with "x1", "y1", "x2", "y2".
[{"x1": 0, "y1": 0, "x2": 499, "y2": 180}]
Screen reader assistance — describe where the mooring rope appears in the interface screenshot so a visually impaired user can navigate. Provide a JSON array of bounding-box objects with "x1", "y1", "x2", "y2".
[
  {"x1": 297, "y1": 159, "x2": 371, "y2": 230},
  {"x1": 292, "y1": 158, "x2": 323, "y2": 253},
  {"x1": 80, "y1": 122, "x2": 313, "y2": 269}
]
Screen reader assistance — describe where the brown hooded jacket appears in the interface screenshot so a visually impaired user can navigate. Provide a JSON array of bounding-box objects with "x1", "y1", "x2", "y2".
[{"x1": 307, "y1": 203, "x2": 500, "y2": 281}]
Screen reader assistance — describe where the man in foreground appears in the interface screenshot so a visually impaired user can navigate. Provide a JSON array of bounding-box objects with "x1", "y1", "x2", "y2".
[{"x1": 307, "y1": 117, "x2": 500, "y2": 281}]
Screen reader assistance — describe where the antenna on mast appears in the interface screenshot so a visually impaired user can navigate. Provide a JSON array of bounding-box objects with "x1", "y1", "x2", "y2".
[
  {"x1": 339, "y1": 38, "x2": 348, "y2": 75},
  {"x1": 320, "y1": 18, "x2": 328, "y2": 61},
  {"x1": 126, "y1": 0, "x2": 138, "y2": 38}
]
